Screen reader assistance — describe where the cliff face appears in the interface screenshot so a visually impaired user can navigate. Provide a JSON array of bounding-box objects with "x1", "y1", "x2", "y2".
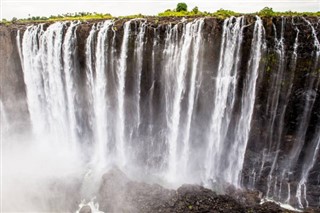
[
  {"x1": 244, "y1": 16, "x2": 320, "y2": 208},
  {"x1": 0, "y1": 25, "x2": 29, "y2": 132},
  {"x1": 1, "y1": 16, "x2": 319, "y2": 209}
]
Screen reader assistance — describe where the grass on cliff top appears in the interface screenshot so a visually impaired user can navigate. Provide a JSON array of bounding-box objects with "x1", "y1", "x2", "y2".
[
  {"x1": 158, "y1": 9, "x2": 239, "y2": 18},
  {"x1": 1, "y1": 7, "x2": 319, "y2": 25},
  {"x1": 254, "y1": 7, "x2": 320, "y2": 17},
  {"x1": 48, "y1": 13, "x2": 113, "y2": 21},
  {"x1": 1, "y1": 12, "x2": 113, "y2": 25},
  {"x1": 158, "y1": 7, "x2": 320, "y2": 18}
]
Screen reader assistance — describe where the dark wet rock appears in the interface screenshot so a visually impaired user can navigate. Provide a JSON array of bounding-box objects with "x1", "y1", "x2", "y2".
[
  {"x1": 98, "y1": 167, "x2": 133, "y2": 212},
  {"x1": 226, "y1": 185, "x2": 261, "y2": 207},
  {"x1": 170, "y1": 184, "x2": 246, "y2": 213},
  {"x1": 98, "y1": 168, "x2": 294, "y2": 213},
  {"x1": 79, "y1": 205, "x2": 92, "y2": 213},
  {"x1": 252, "y1": 201, "x2": 285, "y2": 213},
  {"x1": 305, "y1": 207, "x2": 320, "y2": 213},
  {"x1": 0, "y1": 25, "x2": 29, "y2": 133}
]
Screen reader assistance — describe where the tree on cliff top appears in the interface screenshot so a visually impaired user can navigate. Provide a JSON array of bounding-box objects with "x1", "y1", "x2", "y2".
[
  {"x1": 176, "y1": 3, "x2": 188, "y2": 12},
  {"x1": 258, "y1": 7, "x2": 275, "y2": 16},
  {"x1": 192, "y1": 6, "x2": 199, "y2": 14}
]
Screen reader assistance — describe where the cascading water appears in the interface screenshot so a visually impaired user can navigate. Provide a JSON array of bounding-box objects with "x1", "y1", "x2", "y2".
[
  {"x1": 287, "y1": 18, "x2": 320, "y2": 172},
  {"x1": 19, "y1": 17, "x2": 265, "y2": 185},
  {"x1": 63, "y1": 21, "x2": 81, "y2": 148},
  {"x1": 0, "y1": 99, "x2": 9, "y2": 134},
  {"x1": 162, "y1": 19, "x2": 206, "y2": 182},
  {"x1": 3, "y1": 16, "x2": 319, "y2": 211},
  {"x1": 265, "y1": 17, "x2": 287, "y2": 198},
  {"x1": 278, "y1": 18, "x2": 300, "y2": 203},
  {"x1": 21, "y1": 24, "x2": 49, "y2": 136},
  {"x1": 181, "y1": 19, "x2": 204, "y2": 177},
  {"x1": 242, "y1": 16, "x2": 320, "y2": 209},
  {"x1": 87, "y1": 21, "x2": 113, "y2": 171},
  {"x1": 295, "y1": 17, "x2": 320, "y2": 209},
  {"x1": 225, "y1": 16, "x2": 264, "y2": 187},
  {"x1": 296, "y1": 127, "x2": 320, "y2": 208},
  {"x1": 116, "y1": 20, "x2": 131, "y2": 168},
  {"x1": 132, "y1": 20, "x2": 146, "y2": 135},
  {"x1": 163, "y1": 21, "x2": 193, "y2": 181},
  {"x1": 205, "y1": 16, "x2": 245, "y2": 184},
  {"x1": 21, "y1": 21, "x2": 84, "y2": 152}
]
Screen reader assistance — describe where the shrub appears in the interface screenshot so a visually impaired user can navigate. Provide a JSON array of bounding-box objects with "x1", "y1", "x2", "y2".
[
  {"x1": 192, "y1": 6, "x2": 199, "y2": 14},
  {"x1": 212, "y1": 9, "x2": 239, "y2": 18},
  {"x1": 259, "y1": 7, "x2": 275, "y2": 17},
  {"x1": 176, "y1": 3, "x2": 188, "y2": 12}
]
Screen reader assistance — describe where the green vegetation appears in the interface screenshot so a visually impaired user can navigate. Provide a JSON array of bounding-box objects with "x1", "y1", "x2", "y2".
[
  {"x1": 257, "y1": 7, "x2": 320, "y2": 17},
  {"x1": 158, "y1": 6, "x2": 239, "y2": 18},
  {"x1": 158, "y1": 9, "x2": 208, "y2": 17},
  {"x1": 1, "y1": 4, "x2": 319, "y2": 25},
  {"x1": 158, "y1": 3, "x2": 210, "y2": 17},
  {"x1": 1, "y1": 12, "x2": 112, "y2": 25},
  {"x1": 258, "y1": 7, "x2": 275, "y2": 17},
  {"x1": 11, "y1": 17, "x2": 18, "y2": 23},
  {"x1": 157, "y1": 3, "x2": 320, "y2": 18},
  {"x1": 212, "y1": 9, "x2": 240, "y2": 19},
  {"x1": 192, "y1": 7, "x2": 199, "y2": 14},
  {"x1": 48, "y1": 12, "x2": 112, "y2": 21},
  {"x1": 118, "y1": 13, "x2": 145, "y2": 19},
  {"x1": 176, "y1": 3, "x2": 188, "y2": 12}
]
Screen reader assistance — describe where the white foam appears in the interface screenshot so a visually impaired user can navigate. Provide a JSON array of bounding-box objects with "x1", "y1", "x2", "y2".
[
  {"x1": 76, "y1": 198, "x2": 104, "y2": 213},
  {"x1": 261, "y1": 198, "x2": 303, "y2": 212}
]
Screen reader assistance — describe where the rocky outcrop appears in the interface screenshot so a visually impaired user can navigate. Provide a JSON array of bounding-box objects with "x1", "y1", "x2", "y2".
[{"x1": 95, "y1": 168, "x2": 295, "y2": 213}]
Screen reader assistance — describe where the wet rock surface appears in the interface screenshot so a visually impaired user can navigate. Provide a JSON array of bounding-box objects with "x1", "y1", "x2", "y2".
[
  {"x1": 97, "y1": 168, "x2": 295, "y2": 213},
  {"x1": 79, "y1": 205, "x2": 92, "y2": 213}
]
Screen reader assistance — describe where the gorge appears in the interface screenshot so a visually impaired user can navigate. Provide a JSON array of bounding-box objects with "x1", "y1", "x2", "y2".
[{"x1": 1, "y1": 15, "x2": 319, "y2": 212}]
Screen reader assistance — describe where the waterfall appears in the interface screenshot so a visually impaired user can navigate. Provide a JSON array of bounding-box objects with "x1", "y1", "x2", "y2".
[
  {"x1": 18, "y1": 18, "x2": 264, "y2": 185},
  {"x1": 296, "y1": 127, "x2": 320, "y2": 208},
  {"x1": 295, "y1": 17, "x2": 320, "y2": 209},
  {"x1": 63, "y1": 21, "x2": 80, "y2": 148},
  {"x1": 85, "y1": 24, "x2": 96, "y2": 132},
  {"x1": 164, "y1": 21, "x2": 192, "y2": 181},
  {"x1": 276, "y1": 18, "x2": 299, "y2": 201},
  {"x1": 205, "y1": 16, "x2": 244, "y2": 183},
  {"x1": 265, "y1": 17, "x2": 287, "y2": 198},
  {"x1": 181, "y1": 19, "x2": 204, "y2": 177},
  {"x1": 0, "y1": 100, "x2": 9, "y2": 135},
  {"x1": 21, "y1": 24, "x2": 48, "y2": 136},
  {"x1": 287, "y1": 17, "x2": 320, "y2": 175},
  {"x1": 41, "y1": 22, "x2": 69, "y2": 142},
  {"x1": 12, "y1": 16, "x2": 320, "y2": 210},
  {"x1": 87, "y1": 21, "x2": 114, "y2": 170},
  {"x1": 133, "y1": 20, "x2": 146, "y2": 134},
  {"x1": 290, "y1": 18, "x2": 320, "y2": 165},
  {"x1": 20, "y1": 22, "x2": 83, "y2": 148},
  {"x1": 17, "y1": 30, "x2": 24, "y2": 68},
  {"x1": 162, "y1": 19, "x2": 205, "y2": 182},
  {"x1": 116, "y1": 20, "x2": 131, "y2": 168},
  {"x1": 225, "y1": 16, "x2": 264, "y2": 187}
]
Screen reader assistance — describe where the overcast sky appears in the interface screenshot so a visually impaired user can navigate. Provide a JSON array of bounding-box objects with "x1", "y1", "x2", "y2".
[{"x1": 1, "y1": 0, "x2": 319, "y2": 20}]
